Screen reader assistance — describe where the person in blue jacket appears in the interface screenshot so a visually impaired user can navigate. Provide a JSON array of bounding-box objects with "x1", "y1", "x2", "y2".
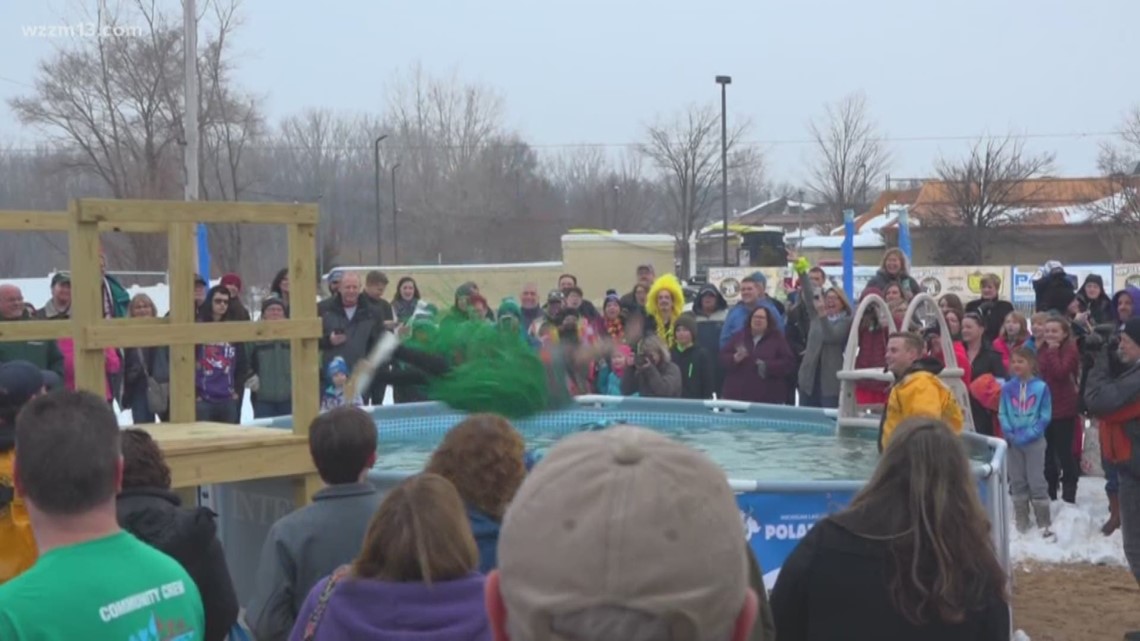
[
  {"x1": 719, "y1": 272, "x2": 785, "y2": 349},
  {"x1": 998, "y1": 346, "x2": 1053, "y2": 537}
]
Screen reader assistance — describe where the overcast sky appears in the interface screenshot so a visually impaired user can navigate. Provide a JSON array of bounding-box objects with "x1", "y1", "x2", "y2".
[{"x1": 1, "y1": 0, "x2": 1136, "y2": 185}]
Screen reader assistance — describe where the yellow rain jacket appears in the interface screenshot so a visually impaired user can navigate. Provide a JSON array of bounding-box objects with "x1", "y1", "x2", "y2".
[
  {"x1": 646, "y1": 275, "x2": 686, "y2": 349},
  {"x1": 0, "y1": 448, "x2": 36, "y2": 583},
  {"x1": 879, "y1": 359, "x2": 964, "y2": 451}
]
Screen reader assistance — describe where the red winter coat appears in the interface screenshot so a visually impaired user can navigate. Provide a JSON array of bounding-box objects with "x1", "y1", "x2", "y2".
[
  {"x1": 1037, "y1": 338, "x2": 1080, "y2": 419},
  {"x1": 992, "y1": 336, "x2": 1028, "y2": 371}
]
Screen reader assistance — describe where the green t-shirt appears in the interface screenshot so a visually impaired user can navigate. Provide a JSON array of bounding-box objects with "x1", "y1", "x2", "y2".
[{"x1": 0, "y1": 530, "x2": 205, "y2": 640}]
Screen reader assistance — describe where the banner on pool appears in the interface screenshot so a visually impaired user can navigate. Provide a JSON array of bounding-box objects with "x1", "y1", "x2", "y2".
[
  {"x1": 737, "y1": 490, "x2": 854, "y2": 589},
  {"x1": 907, "y1": 265, "x2": 1010, "y2": 302},
  {"x1": 1011, "y1": 263, "x2": 1113, "y2": 304}
]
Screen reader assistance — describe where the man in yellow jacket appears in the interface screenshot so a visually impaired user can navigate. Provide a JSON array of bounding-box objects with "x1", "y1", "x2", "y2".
[
  {"x1": 0, "y1": 361, "x2": 49, "y2": 583},
  {"x1": 879, "y1": 332, "x2": 964, "y2": 451}
]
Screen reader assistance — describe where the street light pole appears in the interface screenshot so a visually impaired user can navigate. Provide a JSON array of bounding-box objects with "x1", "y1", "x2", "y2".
[
  {"x1": 391, "y1": 163, "x2": 401, "y2": 264},
  {"x1": 373, "y1": 134, "x2": 388, "y2": 264},
  {"x1": 715, "y1": 75, "x2": 732, "y2": 265}
]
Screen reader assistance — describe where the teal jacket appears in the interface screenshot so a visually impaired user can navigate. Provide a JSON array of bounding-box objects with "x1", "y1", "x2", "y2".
[
  {"x1": 249, "y1": 341, "x2": 292, "y2": 404},
  {"x1": 0, "y1": 314, "x2": 64, "y2": 375}
]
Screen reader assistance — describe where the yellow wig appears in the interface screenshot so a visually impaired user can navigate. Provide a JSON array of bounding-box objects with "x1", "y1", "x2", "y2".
[{"x1": 646, "y1": 274, "x2": 685, "y2": 349}]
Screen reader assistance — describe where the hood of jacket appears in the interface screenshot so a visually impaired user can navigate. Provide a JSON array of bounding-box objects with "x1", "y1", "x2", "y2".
[
  {"x1": 691, "y1": 284, "x2": 728, "y2": 315},
  {"x1": 312, "y1": 572, "x2": 489, "y2": 641},
  {"x1": 900, "y1": 356, "x2": 945, "y2": 380},
  {"x1": 116, "y1": 487, "x2": 218, "y2": 561},
  {"x1": 1112, "y1": 286, "x2": 1140, "y2": 322},
  {"x1": 646, "y1": 274, "x2": 685, "y2": 325}
]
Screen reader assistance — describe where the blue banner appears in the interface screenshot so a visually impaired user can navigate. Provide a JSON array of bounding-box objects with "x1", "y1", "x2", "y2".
[{"x1": 737, "y1": 490, "x2": 854, "y2": 589}]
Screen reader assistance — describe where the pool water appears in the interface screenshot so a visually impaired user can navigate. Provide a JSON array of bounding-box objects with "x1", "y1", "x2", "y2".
[{"x1": 376, "y1": 421, "x2": 883, "y2": 481}]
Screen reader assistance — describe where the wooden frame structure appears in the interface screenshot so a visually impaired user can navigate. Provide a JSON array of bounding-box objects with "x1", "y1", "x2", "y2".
[{"x1": 0, "y1": 200, "x2": 324, "y2": 505}]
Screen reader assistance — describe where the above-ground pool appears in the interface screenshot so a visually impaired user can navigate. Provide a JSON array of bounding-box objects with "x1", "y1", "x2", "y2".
[{"x1": 223, "y1": 396, "x2": 1009, "y2": 600}]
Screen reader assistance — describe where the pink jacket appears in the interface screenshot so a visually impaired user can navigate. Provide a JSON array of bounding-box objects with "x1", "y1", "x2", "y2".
[{"x1": 59, "y1": 337, "x2": 122, "y2": 401}]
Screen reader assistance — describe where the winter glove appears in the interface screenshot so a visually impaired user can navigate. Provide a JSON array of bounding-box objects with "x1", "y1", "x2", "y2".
[
  {"x1": 245, "y1": 374, "x2": 260, "y2": 392},
  {"x1": 755, "y1": 359, "x2": 767, "y2": 378}
]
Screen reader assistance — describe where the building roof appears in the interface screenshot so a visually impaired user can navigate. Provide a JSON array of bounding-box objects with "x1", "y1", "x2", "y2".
[
  {"x1": 851, "y1": 188, "x2": 922, "y2": 232},
  {"x1": 909, "y1": 176, "x2": 1135, "y2": 225},
  {"x1": 733, "y1": 196, "x2": 832, "y2": 227}
]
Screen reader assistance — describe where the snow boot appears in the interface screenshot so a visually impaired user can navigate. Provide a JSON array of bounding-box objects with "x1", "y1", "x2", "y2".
[
  {"x1": 1102, "y1": 493, "x2": 1121, "y2": 536},
  {"x1": 1061, "y1": 482, "x2": 1077, "y2": 504},
  {"x1": 1014, "y1": 499, "x2": 1032, "y2": 533},
  {"x1": 1032, "y1": 500, "x2": 1054, "y2": 539}
]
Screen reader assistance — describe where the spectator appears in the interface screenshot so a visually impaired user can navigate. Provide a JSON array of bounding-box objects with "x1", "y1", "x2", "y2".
[
  {"x1": 771, "y1": 417, "x2": 1008, "y2": 641},
  {"x1": 720, "y1": 306, "x2": 796, "y2": 405},
  {"x1": 944, "y1": 307, "x2": 964, "y2": 342},
  {"x1": 291, "y1": 473, "x2": 489, "y2": 641},
  {"x1": 117, "y1": 429, "x2": 238, "y2": 641},
  {"x1": 535, "y1": 290, "x2": 564, "y2": 334},
  {"x1": 692, "y1": 283, "x2": 729, "y2": 392},
  {"x1": 1084, "y1": 316, "x2": 1140, "y2": 618},
  {"x1": 600, "y1": 290, "x2": 625, "y2": 343},
  {"x1": 797, "y1": 267, "x2": 853, "y2": 409},
  {"x1": 249, "y1": 297, "x2": 293, "y2": 419},
  {"x1": 247, "y1": 407, "x2": 383, "y2": 641},
  {"x1": 318, "y1": 269, "x2": 346, "y2": 315},
  {"x1": 392, "y1": 276, "x2": 421, "y2": 325},
  {"x1": 961, "y1": 313, "x2": 1007, "y2": 437},
  {"x1": 1077, "y1": 274, "x2": 1113, "y2": 325},
  {"x1": 882, "y1": 282, "x2": 910, "y2": 327},
  {"x1": 558, "y1": 273, "x2": 599, "y2": 320},
  {"x1": 965, "y1": 274, "x2": 1016, "y2": 345},
  {"x1": 864, "y1": 247, "x2": 923, "y2": 298},
  {"x1": 194, "y1": 273, "x2": 208, "y2": 311},
  {"x1": 270, "y1": 267, "x2": 291, "y2": 310},
  {"x1": 1113, "y1": 285, "x2": 1140, "y2": 327},
  {"x1": 487, "y1": 425, "x2": 760, "y2": 641},
  {"x1": 938, "y1": 293, "x2": 965, "y2": 322},
  {"x1": 622, "y1": 335, "x2": 683, "y2": 398},
  {"x1": 321, "y1": 357, "x2": 363, "y2": 410},
  {"x1": 993, "y1": 310, "x2": 1030, "y2": 370},
  {"x1": 364, "y1": 270, "x2": 396, "y2": 328},
  {"x1": 879, "y1": 332, "x2": 964, "y2": 451},
  {"x1": 220, "y1": 273, "x2": 252, "y2": 321},
  {"x1": 195, "y1": 284, "x2": 249, "y2": 423},
  {"x1": 424, "y1": 414, "x2": 526, "y2": 573},
  {"x1": 630, "y1": 282, "x2": 650, "y2": 311},
  {"x1": 0, "y1": 284, "x2": 64, "y2": 376},
  {"x1": 1037, "y1": 315, "x2": 1081, "y2": 503},
  {"x1": 98, "y1": 251, "x2": 132, "y2": 318},
  {"x1": 619, "y1": 263, "x2": 656, "y2": 309},
  {"x1": 999, "y1": 347, "x2": 1054, "y2": 536},
  {"x1": 646, "y1": 274, "x2": 685, "y2": 348},
  {"x1": 319, "y1": 272, "x2": 382, "y2": 395},
  {"x1": 58, "y1": 335, "x2": 121, "y2": 401},
  {"x1": 720, "y1": 272, "x2": 786, "y2": 348},
  {"x1": 0, "y1": 391, "x2": 205, "y2": 637},
  {"x1": 1026, "y1": 311, "x2": 1049, "y2": 352},
  {"x1": 672, "y1": 313, "x2": 714, "y2": 399},
  {"x1": 854, "y1": 287, "x2": 892, "y2": 408},
  {"x1": 0, "y1": 362, "x2": 48, "y2": 583},
  {"x1": 562, "y1": 287, "x2": 600, "y2": 340},
  {"x1": 595, "y1": 344, "x2": 633, "y2": 396},
  {"x1": 518, "y1": 282, "x2": 542, "y2": 331},
  {"x1": 35, "y1": 272, "x2": 71, "y2": 320},
  {"x1": 786, "y1": 268, "x2": 826, "y2": 406},
  {"x1": 923, "y1": 325, "x2": 972, "y2": 385},
  {"x1": 1032, "y1": 261, "x2": 1076, "y2": 316},
  {"x1": 122, "y1": 293, "x2": 170, "y2": 424}
]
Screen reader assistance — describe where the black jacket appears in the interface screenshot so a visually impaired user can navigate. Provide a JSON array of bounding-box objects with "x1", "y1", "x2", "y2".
[
  {"x1": 116, "y1": 488, "x2": 238, "y2": 641},
  {"x1": 964, "y1": 298, "x2": 1015, "y2": 346},
  {"x1": 965, "y1": 341, "x2": 1007, "y2": 436},
  {"x1": 672, "y1": 345, "x2": 715, "y2": 399},
  {"x1": 319, "y1": 295, "x2": 384, "y2": 372},
  {"x1": 1034, "y1": 270, "x2": 1076, "y2": 315},
  {"x1": 771, "y1": 518, "x2": 1009, "y2": 641}
]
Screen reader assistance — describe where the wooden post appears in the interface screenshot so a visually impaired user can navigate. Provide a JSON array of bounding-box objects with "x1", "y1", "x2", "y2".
[
  {"x1": 68, "y1": 201, "x2": 107, "y2": 395},
  {"x1": 288, "y1": 219, "x2": 324, "y2": 505},
  {"x1": 168, "y1": 222, "x2": 197, "y2": 423}
]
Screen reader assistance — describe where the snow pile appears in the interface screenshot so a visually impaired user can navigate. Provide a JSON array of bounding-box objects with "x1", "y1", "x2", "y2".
[
  {"x1": 1012, "y1": 629, "x2": 1032, "y2": 641},
  {"x1": 1010, "y1": 482, "x2": 1127, "y2": 567}
]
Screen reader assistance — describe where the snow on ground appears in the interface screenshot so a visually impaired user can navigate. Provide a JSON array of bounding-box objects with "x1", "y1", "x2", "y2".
[
  {"x1": 1012, "y1": 630, "x2": 1032, "y2": 641},
  {"x1": 1011, "y1": 481, "x2": 1127, "y2": 568}
]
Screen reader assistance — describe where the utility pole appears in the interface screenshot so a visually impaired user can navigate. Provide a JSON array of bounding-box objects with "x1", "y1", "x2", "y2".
[
  {"x1": 391, "y1": 163, "x2": 401, "y2": 264},
  {"x1": 373, "y1": 135, "x2": 388, "y2": 264},
  {"x1": 715, "y1": 75, "x2": 732, "y2": 265},
  {"x1": 184, "y1": 0, "x2": 206, "y2": 277}
]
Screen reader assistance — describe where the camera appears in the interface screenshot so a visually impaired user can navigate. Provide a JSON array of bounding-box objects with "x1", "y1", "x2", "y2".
[{"x1": 1082, "y1": 323, "x2": 1119, "y2": 353}]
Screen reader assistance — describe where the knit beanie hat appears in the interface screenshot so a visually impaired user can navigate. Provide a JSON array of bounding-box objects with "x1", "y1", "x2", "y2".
[
  {"x1": 261, "y1": 297, "x2": 286, "y2": 315},
  {"x1": 1123, "y1": 318, "x2": 1140, "y2": 348},
  {"x1": 220, "y1": 273, "x2": 242, "y2": 292},
  {"x1": 498, "y1": 297, "x2": 522, "y2": 321},
  {"x1": 327, "y1": 356, "x2": 350, "y2": 379},
  {"x1": 603, "y1": 289, "x2": 621, "y2": 307},
  {"x1": 674, "y1": 312, "x2": 698, "y2": 338}
]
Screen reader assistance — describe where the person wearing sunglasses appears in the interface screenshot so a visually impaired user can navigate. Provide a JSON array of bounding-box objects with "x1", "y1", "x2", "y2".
[{"x1": 194, "y1": 285, "x2": 250, "y2": 423}]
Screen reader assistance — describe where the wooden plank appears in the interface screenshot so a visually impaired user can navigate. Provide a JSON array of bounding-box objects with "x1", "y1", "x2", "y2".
[
  {"x1": 145, "y1": 422, "x2": 305, "y2": 453},
  {"x1": 0, "y1": 211, "x2": 167, "y2": 233},
  {"x1": 67, "y1": 202, "x2": 106, "y2": 396},
  {"x1": 0, "y1": 320, "x2": 74, "y2": 342},
  {"x1": 79, "y1": 199, "x2": 319, "y2": 226},
  {"x1": 168, "y1": 222, "x2": 196, "y2": 424},
  {"x1": 288, "y1": 222, "x2": 320, "y2": 444},
  {"x1": 165, "y1": 438, "x2": 315, "y2": 487},
  {"x1": 85, "y1": 318, "x2": 321, "y2": 349}
]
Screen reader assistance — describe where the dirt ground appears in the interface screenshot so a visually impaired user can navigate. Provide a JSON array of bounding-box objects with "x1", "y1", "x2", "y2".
[{"x1": 1013, "y1": 562, "x2": 1138, "y2": 641}]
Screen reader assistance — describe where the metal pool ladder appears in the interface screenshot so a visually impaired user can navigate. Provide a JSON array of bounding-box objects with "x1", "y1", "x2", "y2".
[{"x1": 836, "y1": 292, "x2": 975, "y2": 434}]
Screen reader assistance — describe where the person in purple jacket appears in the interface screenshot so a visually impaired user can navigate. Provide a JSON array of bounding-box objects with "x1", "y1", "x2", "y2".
[
  {"x1": 719, "y1": 306, "x2": 796, "y2": 404},
  {"x1": 195, "y1": 285, "x2": 249, "y2": 423},
  {"x1": 290, "y1": 472, "x2": 489, "y2": 641}
]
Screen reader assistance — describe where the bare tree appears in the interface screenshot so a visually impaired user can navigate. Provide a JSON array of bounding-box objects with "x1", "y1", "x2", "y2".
[
  {"x1": 640, "y1": 104, "x2": 749, "y2": 274},
  {"x1": 547, "y1": 149, "x2": 657, "y2": 232},
  {"x1": 928, "y1": 135, "x2": 1055, "y2": 264},
  {"x1": 1087, "y1": 107, "x2": 1140, "y2": 260},
  {"x1": 806, "y1": 92, "x2": 891, "y2": 225},
  {"x1": 726, "y1": 146, "x2": 767, "y2": 215}
]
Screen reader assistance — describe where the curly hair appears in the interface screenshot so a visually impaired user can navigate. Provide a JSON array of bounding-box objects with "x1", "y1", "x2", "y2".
[
  {"x1": 424, "y1": 414, "x2": 526, "y2": 520},
  {"x1": 120, "y1": 428, "x2": 172, "y2": 490}
]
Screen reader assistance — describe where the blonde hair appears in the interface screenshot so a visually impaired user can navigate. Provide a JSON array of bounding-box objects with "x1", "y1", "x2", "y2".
[
  {"x1": 1001, "y1": 311, "x2": 1029, "y2": 343},
  {"x1": 980, "y1": 273, "x2": 1002, "y2": 290},
  {"x1": 824, "y1": 286, "x2": 852, "y2": 314},
  {"x1": 129, "y1": 293, "x2": 157, "y2": 318},
  {"x1": 353, "y1": 473, "x2": 479, "y2": 583}
]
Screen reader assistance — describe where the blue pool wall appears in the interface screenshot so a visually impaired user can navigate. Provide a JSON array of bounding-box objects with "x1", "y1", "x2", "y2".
[{"x1": 209, "y1": 397, "x2": 1009, "y2": 603}]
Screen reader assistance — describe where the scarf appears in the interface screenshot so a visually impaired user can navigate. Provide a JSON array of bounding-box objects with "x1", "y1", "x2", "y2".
[
  {"x1": 605, "y1": 318, "x2": 624, "y2": 342},
  {"x1": 656, "y1": 318, "x2": 675, "y2": 350}
]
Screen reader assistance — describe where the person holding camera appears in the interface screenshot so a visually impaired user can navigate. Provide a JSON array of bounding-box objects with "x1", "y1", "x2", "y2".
[
  {"x1": 1083, "y1": 317, "x2": 1140, "y2": 616},
  {"x1": 620, "y1": 335, "x2": 681, "y2": 398}
]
